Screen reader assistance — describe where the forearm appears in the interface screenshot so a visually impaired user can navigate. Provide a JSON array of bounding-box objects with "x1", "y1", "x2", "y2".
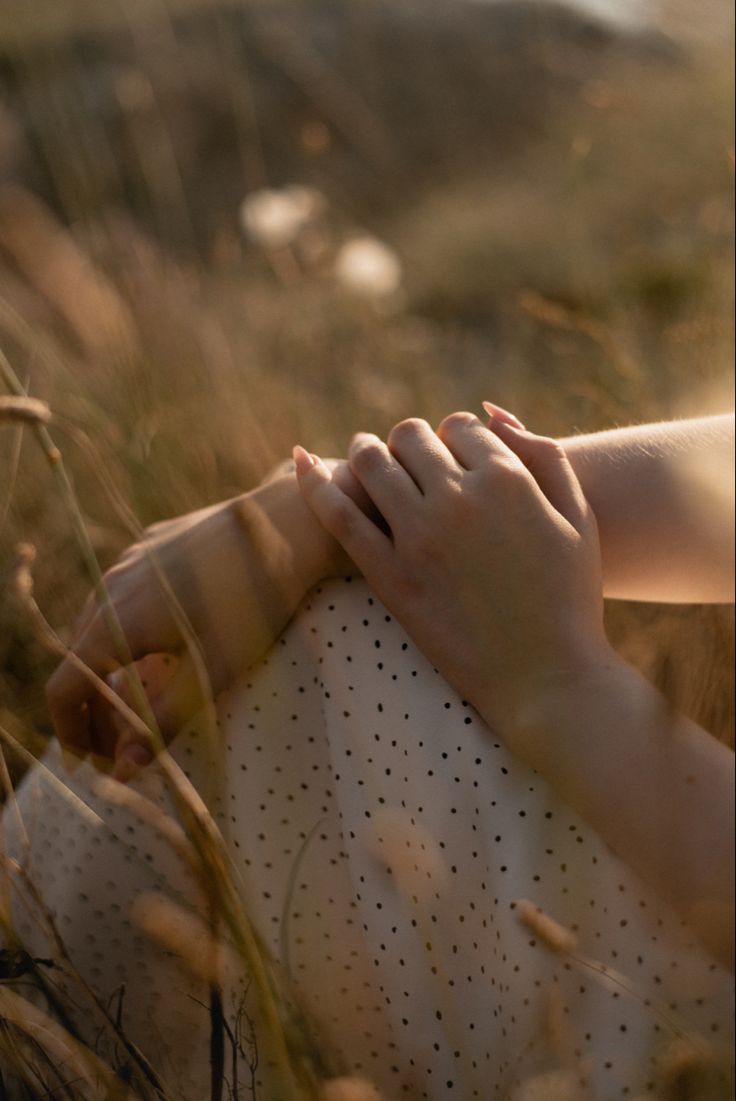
[
  {"x1": 46, "y1": 470, "x2": 357, "y2": 767},
  {"x1": 498, "y1": 652, "x2": 735, "y2": 968},
  {"x1": 559, "y1": 414, "x2": 735, "y2": 602},
  {"x1": 233, "y1": 473, "x2": 351, "y2": 614},
  {"x1": 294, "y1": 415, "x2": 735, "y2": 964},
  {"x1": 283, "y1": 414, "x2": 736, "y2": 602}
]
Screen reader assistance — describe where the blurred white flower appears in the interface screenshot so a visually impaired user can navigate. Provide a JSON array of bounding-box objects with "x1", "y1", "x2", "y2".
[
  {"x1": 239, "y1": 185, "x2": 325, "y2": 249},
  {"x1": 320, "y1": 1077, "x2": 384, "y2": 1101},
  {"x1": 507, "y1": 1069, "x2": 588, "y2": 1101},
  {"x1": 334, "y1": 236, "x2": 402, "y2": 298}
]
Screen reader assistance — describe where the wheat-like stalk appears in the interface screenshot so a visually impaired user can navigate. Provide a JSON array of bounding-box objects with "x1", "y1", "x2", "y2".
[{"x1": 0, "y1": 350, "x2": 355, "y2": 1099}]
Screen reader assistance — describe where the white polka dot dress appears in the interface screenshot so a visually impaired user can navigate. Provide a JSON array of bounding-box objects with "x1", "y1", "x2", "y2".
[{"x1": 2, "y1": 578, "x2": 733, "y2": 1099}]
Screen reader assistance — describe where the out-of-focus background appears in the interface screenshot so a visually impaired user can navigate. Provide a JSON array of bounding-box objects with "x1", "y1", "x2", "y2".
[{"x1": 0, "y1": 0, "x2": 733, "y2": 773}]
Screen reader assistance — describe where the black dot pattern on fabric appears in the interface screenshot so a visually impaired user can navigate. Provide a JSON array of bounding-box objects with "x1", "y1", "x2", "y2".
[{"x1": 2, "y1": 578, "x2": 733, "y2": 1099}]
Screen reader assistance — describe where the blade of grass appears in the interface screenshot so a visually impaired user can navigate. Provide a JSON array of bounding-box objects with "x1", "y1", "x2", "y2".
[{"x1": 0, "y1": 346, "x2": 162, "y2": 752}]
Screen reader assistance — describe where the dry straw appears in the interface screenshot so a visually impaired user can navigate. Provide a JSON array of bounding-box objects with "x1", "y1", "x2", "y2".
[
  {"x1": 0, "y1": 347, "x2": 350, "y2": 1098},
  {"x1": 0, "y1": 395, "x2": 51, "y2": 425},
  {"x1": 0, "y1": 985, "x2": 141, "y2": 1101}
]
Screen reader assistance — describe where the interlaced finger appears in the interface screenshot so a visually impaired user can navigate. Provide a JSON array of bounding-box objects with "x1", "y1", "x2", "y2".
[
  {"x1": 386, "y1": 418, "x2": 463, "y2": 495},
  {"x1": 436, "y1": 411, "x2": 519, "y2": 471},
  {"x1": 347, "y1": 432, "x2": 421, "y2": 530}
]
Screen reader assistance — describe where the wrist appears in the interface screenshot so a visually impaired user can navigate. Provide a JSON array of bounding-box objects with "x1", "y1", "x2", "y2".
[
  {"x1": 489, "y1": 645, "x2": 648, "y2": 827},
  {"x1": 238, "y1": 474, "x2": 350, "y2": 597},
  {"x1": 496, "y1": 640, "x2": 629, "y2": 760}
]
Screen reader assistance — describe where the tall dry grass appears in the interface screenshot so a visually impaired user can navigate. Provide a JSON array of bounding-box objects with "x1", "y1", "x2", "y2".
[
  {"x1": 0, "y1": 0, "x2": 733, "y2": 1095},
  {"x1": 1, "y1": 10, "x2": 732, "y2": 762}
]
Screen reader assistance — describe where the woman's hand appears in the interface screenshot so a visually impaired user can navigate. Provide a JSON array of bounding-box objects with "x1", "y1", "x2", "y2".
[
  {"x1": 296, "y1": 413, "x2": 736, "y2": 966},
  {"x1": 295, "y1": 411, "x2": 611, "y2": 741},
  {"x1": 46, "y1": 468, "x2": 363, "y2": 778}
]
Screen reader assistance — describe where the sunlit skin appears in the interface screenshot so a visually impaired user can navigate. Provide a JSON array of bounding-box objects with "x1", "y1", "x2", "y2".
[
  {"x1": 292, "y1": 410, "x2": 734, "y2": 968},
  {"x1": 46, "y1": 412, "x2": 734, "y2": 964},
  {"x1": 45, "y1": 463, "x2": 365, "y2": 774}
]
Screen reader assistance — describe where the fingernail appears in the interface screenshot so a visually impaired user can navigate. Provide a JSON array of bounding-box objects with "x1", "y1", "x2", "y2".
[
  {"x1": 482, "y1": 401, "x2": 526, "y2": 431},
  {"x1": 292, "y1": 444, "x2": 315, "y2": 475}
]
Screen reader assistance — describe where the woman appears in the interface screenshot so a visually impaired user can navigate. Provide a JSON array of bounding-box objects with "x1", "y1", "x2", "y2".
[{"x1": 5, "y1": 409, "x2": 734, "y2": 1098}]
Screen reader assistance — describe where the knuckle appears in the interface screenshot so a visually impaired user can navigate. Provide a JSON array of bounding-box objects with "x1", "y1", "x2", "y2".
[
  {"x1": 387, "y1": 417, "x2": 427, "y2": 447},
  {"x1": 437, "y1": 410, "x2": 478, "y2": 437},
  {"x1": 350, "y1": 439, "x2": 386, "y2": 474}
]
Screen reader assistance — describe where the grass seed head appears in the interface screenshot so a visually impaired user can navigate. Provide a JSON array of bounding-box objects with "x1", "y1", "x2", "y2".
[
  {"x1": 507, "y1": 1069, "x2": 591, "y2": 1101},
  {"x1": 514, "y1": 899, "x2": 578, "y2": 955},
  {"x1": 0, "y1": 396, "x2": 51, "y2": 425},
  {"x1": 319, "y1": 1077, "x2": 384, "y2": 1101},
  {"x1": 10, "y1": 543, "x2": 36, "y2": 602},
  {"x1": 658, "y1": 1037, "x2": 734, "y2": 1101},
  {"x1": 369, "y1": 807, "x2": 448, "y2": 903},
  {"x1": 132, "y1": 892, "x2": 226, "y2": 986}
]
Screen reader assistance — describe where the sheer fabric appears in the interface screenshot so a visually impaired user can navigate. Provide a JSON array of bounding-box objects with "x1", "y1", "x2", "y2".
[{"x1": 3, "y1": 578, "x2": 733, "y2": 1098}]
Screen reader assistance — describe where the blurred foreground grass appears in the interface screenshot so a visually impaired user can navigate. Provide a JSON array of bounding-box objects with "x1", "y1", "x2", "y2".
[{"x1": 0, "y1": 0, "x2": 733, "y2": 775}]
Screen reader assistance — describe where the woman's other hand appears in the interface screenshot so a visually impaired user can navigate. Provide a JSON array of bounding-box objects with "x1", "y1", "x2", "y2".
[
  {"x1": 295, "y1": 411, "x2": 610, "y2": 741},
  {"x1": 46, "y1": 466, "x2": 364, "y2": 779},
  {"x1": 296, "y1": 414, "x2": 736, "y2": 966}
]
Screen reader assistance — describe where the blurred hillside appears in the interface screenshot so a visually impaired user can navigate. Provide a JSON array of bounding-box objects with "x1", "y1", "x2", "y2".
[
  {"x1": 0, "y1": 0, "x2": 684, "y2": 238},
  {"x1": 0, "y1": 0, "x2": 733, "y2": 767}
]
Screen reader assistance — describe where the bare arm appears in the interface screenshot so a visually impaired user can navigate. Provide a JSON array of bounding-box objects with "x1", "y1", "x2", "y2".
[
  {"x1": 48, "y1": 413, "x2": 733, "y2": 774},
  {"x1": 509, "y1": 652, "x2": 735, "y2": 970},
  {"x1": 46, "y1": 470, "x2": 353, "y2": 776},
  {"x1": 295, "y1": 413, "x2": 735, "y2": 967},
  {"x1": 560, "y1": 414, "x2": 735, "y2": 603}
]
